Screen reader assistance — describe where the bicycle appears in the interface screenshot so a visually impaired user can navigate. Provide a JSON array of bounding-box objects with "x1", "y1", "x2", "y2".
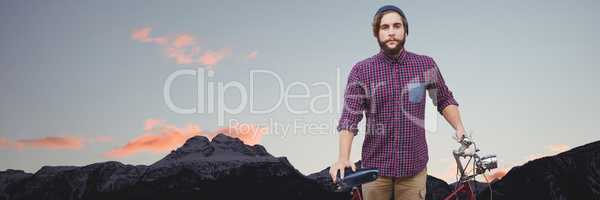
[
  {"x1": 334, "y1": 136, "x2": 497, "y2": 200},
  {"x1": 444, "y1": 136, "x2": 498, "y2": 200}
]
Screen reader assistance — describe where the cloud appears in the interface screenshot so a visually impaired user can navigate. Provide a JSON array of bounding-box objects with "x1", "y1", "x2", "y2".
[
  {"x1": 18, "y1": 136, "x2": 83, "y2": 149},
  {"x1": 246, "y1": 51, "x2": 258, "y2": 60},
  {"x1": 131, "y1": 27, "x2": 153, "y2": 42},
  {"x1": 0, "y1": 137, "x2": 11, "y2": 147},
  {"x1": 131, "y1": 27, "x2": 168, "y2": 45},
  {"x1": 172, "y1": 34, "x2": 197, "y2": 48},
  {"x1": 105, "y1": 119, "x2": 268, "y2": 158},
  {"x1": 163, "y1": 34, "x2": 200, "y2": 64},
  {"x1": 104, "y1": 122, "x2": 204, "y2": 158},
  {"x1": 165, "y1": 46, "x2": 198, "y2": 65},
  {"x1": 0, "y1": 136, "x2": 83, "y2": 150},
  {"x1": 199, "y1": 48, "x2": 231, "y2": 67},
  {"x1": 131, "y1": 26, "x2": 232, "y2": 68}
]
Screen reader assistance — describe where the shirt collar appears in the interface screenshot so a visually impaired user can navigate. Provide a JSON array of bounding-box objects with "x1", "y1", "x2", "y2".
[{"x1": 377, "y1": 48, "x2": 407, "y2": 64}]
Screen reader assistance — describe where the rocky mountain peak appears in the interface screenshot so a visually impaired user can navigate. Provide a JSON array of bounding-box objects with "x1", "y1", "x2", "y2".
[{"x1": 151, "y1": 134, "x2": 272, "y2": 167}]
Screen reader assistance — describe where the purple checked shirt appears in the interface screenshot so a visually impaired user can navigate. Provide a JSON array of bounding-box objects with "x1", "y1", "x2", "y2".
[{"x1": 337, "y1": 49, "x2": 459, "y2": 178}]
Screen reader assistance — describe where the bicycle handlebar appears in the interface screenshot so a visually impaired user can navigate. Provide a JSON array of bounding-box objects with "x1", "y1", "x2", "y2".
[{"x1": 335, "y1": 168, "x2": 379, "y2": 192}]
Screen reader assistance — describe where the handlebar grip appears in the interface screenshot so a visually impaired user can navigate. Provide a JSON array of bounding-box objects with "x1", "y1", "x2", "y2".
[{"x1": 336, "y1": 168, "x2": 379, "y2": 192}]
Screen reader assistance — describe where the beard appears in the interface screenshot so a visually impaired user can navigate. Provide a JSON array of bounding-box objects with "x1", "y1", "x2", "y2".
[{"x1": 378, "y1": 37, "x2": 405, "y2": 56}]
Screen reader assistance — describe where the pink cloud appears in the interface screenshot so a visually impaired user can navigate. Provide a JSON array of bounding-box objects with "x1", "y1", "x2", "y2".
[
  {"x1": 0, "y1": 137, "x2": 12, "y2": 147},
  {"x1": 105, "y1": 123, "x2": 204, "y2": 158},
  {"x1": 0, "y1": 136, "x2": 84, "y2": 150},
  {"x1": 165, "y1": 46, "x2": 198, "y2": 65},
  {"x1": 1, "y1": 135, "x2": 115, "y2": 150},
  {"x1": 246, "y1": 51, "x2": 258, "y2": 60},
  {"x1": 131, "y1": 27, "x2": 232, "y2": 68},
  {"x1": 105, "y1": 119, "x2": 268, "y2": 158},
  {"x1": 17, "y1": 136, "x2": 83, "y2": 149},
  {"x1": 200, "y1": 48, "x2": 231, "y2": 67},
  {"x1": 131, "y1": 27, "x2": 170, "y2": 45},
  {"x1": 172, "y1": 34, "x2": 197, "y2": 48},
  {"x1": 131, "y1": 27, "x2": 153, "y2": 43}
]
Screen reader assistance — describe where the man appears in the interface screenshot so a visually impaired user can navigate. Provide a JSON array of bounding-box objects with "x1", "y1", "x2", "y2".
[{"x1": 329, "y1": 5, "x2": 467, "y2": 200}]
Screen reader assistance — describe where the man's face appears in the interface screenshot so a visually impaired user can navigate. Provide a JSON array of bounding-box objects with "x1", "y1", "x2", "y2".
[{"x1": 377, "y1": 12, "x2": 406, "y2": 55}]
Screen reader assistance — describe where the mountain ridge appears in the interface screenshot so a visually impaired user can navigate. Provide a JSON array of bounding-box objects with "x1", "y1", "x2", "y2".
[{"x1": 1, "y1": 134, "x2": 599, "y2": 200}]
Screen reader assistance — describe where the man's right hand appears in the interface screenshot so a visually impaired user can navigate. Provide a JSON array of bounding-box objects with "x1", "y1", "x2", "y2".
[{"x1": 329, "y1": 160, "x2": 357, "y2": 183}]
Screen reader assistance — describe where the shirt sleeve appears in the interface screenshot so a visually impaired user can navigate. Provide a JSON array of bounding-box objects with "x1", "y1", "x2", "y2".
[
  {"x1": 337, "y1": 65, "x2": 368, "y2": 135},
  {"x1": 426, "y1": 58, "x2": 459, "y2": 115}
]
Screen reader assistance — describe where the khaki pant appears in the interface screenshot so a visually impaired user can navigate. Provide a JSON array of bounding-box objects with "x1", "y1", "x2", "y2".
[{"x1": 361, "y1": 167, "x2": 427, "y2": 200}]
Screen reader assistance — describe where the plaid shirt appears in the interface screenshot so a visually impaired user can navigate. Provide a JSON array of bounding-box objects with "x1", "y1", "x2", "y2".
[{"x1": 337, "y1": 49, "x2": 458, "y2": 177}]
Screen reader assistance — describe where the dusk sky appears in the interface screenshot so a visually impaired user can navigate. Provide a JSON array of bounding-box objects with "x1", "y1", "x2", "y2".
[{"x1": 1, "y1": 0, "x2": 599, "y2": 182}]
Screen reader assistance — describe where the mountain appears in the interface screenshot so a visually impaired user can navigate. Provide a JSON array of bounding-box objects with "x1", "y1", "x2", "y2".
[
  {"x1": 0, "y1": 170, "x2": 31, "y2": 200},
  {"x1": 477, "y1": 140, "x2": 600, "y2": 200},
  {"x1": 0, "y1": 134, "x2": 347, "y2": 200},
  {"x1": 1, "y1": 135, "x2": 599, "y2": 200}
]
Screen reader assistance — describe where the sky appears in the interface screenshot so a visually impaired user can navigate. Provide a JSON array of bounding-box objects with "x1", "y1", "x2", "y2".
[{"x1": 1, "y1": 0, "x2": 599, "y2": 183}]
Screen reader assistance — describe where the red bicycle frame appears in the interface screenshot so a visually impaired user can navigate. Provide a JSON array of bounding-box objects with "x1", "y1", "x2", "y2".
[{"x1": 444, "y1": 181, "x2": 476, "y2": 200}]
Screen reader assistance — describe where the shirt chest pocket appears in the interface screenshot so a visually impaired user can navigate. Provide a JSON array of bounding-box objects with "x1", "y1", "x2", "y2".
[{"x1": 407, "y1": 82, "x2": 426, "y2": 103}]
